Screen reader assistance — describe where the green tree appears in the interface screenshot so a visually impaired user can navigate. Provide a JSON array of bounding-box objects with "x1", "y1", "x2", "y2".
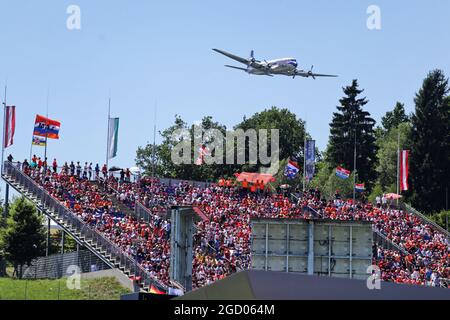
[
  {"x1": 1, "y1": 197, "x2": 46, "y2": 278},
  {"x1": 236, "y1": 106, "x2": 306, "y2": 162},
  {"x1": 136, "y1": 115, "x2": 229, "y2": 181},
  {"x1": 309, "y1": 163, "x2": 357, "y2": 199},
  {"x1": 0, "y1": 205, "x2": 6, "y2": 277},
  {"x1": 49, "y1": 230, "x2": 78, "y2": 255},
  {"x1": 375, "y1": 122, "x2": 411, "y2": 192},
  {"x1": 381, "y1": 102, "x2": 409, "y2": 132},
  {"x1": 326, "y1": 79, "x2": 378, "y2": 189},
  {"x1": 136, "y1": 107, "x2": 307, "y2": 181},
  {"x1": 409, "y1": 70, "x2": 450, "y2": 213},
  {"x1": 235, "y1": 106, "x2": 306, "y2": 173},
  {"x1": 429, "y1": 210, "x2": 450, "y2": 231}
]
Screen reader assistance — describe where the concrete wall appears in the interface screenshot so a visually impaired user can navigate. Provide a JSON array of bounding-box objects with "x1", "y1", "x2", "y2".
[
  {"x1": 251, "y1": 218, "x2": 373, "y2": 280},
  {"x1": 81, "y1": 268, "x2": 135, "y2": 292}
]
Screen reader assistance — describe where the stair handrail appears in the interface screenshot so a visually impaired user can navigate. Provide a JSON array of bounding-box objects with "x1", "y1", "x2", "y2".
[
  {"x1": 401, "y1": 203, "x2": 450, "y2": 239},
  {"x1": 2, "y1": 161, "x2": 168, "y2": 290},
  {"x1": 135, "y1": 200, "x2": 167, "y2": 221},
  {"x1": 372, "y1": 227, "x2": 409, "y2": 255}
]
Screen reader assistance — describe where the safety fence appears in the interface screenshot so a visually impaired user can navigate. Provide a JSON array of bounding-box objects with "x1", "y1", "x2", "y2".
[{"x1": 22, "y1": 250, "x2": 110, "y2": 279}]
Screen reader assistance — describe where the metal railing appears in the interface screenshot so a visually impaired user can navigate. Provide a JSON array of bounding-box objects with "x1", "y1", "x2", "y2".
[
  {"x1": 158, "y1": 177, "x2": 213, "y2": 189},
  {"x1": 134, "y1": 200, "x2": 167, "y2": 222},
  {"x1": 2, "y1": 161, "x2": 168, "y2": 291},
  {"x1": 401, "y1": 203, "x2": 450, "y2": 239},
  {"x1": 440, "y1": 278, "x2": 450, "y2": 288},
  {"x1": 23, "y1": 250, "x2": 110, "y2": 279},
  {"x1": 372, "y1": 228, "x2": 408, "y2": 255}
]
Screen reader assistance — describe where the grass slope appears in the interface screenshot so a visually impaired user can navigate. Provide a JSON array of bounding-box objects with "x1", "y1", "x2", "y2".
[{"x1": 0, "y1": 276, "x2": 131, "y2": 300}]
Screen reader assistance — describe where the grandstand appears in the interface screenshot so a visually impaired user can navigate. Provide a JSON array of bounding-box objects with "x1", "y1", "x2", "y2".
[{"x1": 1, "y1": 158, "x2": 449, "y2": 297}]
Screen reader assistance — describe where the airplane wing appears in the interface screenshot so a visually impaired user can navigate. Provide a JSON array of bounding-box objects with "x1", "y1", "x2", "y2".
[
  {"x1": 294, "y1": 69, "x2": 338, "y2": 78},
  {"x1": 224, "y1": 65, "x2": 273, "y2": 76},
  {"x1": 213, "y1": 49, "x2": 250, "y2": 65},
  {"x1": 224, "y1": 65, "x2": 248, "y2": 71}
]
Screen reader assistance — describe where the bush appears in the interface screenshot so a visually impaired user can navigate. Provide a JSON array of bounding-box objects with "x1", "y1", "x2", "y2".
[{"x1": 429, "y1": 210, "x2": 450, "y2": 230}]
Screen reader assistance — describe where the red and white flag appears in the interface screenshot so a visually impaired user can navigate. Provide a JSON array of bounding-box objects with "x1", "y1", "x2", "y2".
[
  {"x1": 4, "y1": 106, "x2": 16, "y2": 148},
  {"x1": 400, "y1": 150, "x2": 409, "y2": 191}
]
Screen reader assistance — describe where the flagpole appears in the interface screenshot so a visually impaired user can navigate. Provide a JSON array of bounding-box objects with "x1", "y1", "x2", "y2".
[
  {"x1": 396, "y1": 129, "x2": 400, "y2": 207},
  {"x1": 44, "y1": 87, "x2": 49, "y2": 165},
  {"x1": 152, "y1": 101, "x2": 157, "y2": 180},
  {"x1": 106, "y1": 97, "x2": 111, "y2": 169},
  {"x1": 29, "y1": 140, "x2": 33, "y2": 164},
  {"x1": 353, "y1": 130, "x2": 357, "y2": 202},
  {"x1": 396, "y1": 129, "x2": 400, "y2": 196},
  {"x1": 303, "y1": 136, "x2": 306, "y2": 192},
  {"x1": 1, "y1": 84, "x2": 7, "y2": 174}
]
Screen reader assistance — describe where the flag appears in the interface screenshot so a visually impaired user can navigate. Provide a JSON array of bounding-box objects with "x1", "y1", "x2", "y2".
[
  {"x1": 195, "y1": 144, "x2": 210, "y2": 165},
  {"x1": 4, "y1": 105, "x2": 15, "y2": 148},
  {"x1": 107, "y1": 117, "x2": 119, "y2": 159},
  {"x1": 34, "y1": 114, "x2": 60, "y2": 139},
  {"x1": 305, "y1": 140, "x2": 315, "y2": 181},
  {"x1": 400, "y1": 150, "x2": 409, "y2": 191},
  {"x1": 149, "y1": 284, "x2": 166, "y2": 295},
  {"x1": 32, "y1": 135, "x2": 46, "y2": 147},
  {"x1": 336, "y1": 166, "x2": 350, "y2": 179},
  {"x1": 284, "y1": 158, "x2": 300, "y2": 179},
  {"x1": 355, "y1": 183, "x2": 365, "y2": 192}
]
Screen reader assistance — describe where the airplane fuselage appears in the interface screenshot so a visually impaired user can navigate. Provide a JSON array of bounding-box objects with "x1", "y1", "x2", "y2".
[{"x1": 248, "y1": 58, "x2": 298, "y2": 76}]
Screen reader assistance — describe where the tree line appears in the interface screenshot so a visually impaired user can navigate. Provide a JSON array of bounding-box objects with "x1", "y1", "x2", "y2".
[{"x1": 136, "y1": 69, "x2": 450, "y2": 216}]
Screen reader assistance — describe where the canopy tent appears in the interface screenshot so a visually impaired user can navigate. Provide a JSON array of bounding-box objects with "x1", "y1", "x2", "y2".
[
  {"x1": 129, "y1": 166, "x2": 141, "y2": 175},
  {"x1": 234, "y1": 172, "x2": 275, "y2": 185}
]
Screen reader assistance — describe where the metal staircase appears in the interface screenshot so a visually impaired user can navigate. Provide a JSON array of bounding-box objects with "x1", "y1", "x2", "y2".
[{"x1": 1, "y1": 161, "x2": 167, "y2": 293}]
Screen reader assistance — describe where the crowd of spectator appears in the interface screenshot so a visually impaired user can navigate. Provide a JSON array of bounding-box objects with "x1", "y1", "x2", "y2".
[
  {"x1": 14, "y1": 158, "x2": 450, "y2": 289},
  {"x1": 300, "y1": 189, "x2": 450, "y2": 286}
]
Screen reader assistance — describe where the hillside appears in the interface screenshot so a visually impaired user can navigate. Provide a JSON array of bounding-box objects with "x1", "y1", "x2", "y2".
[{"x1": 0, "y1": 277, "x2": 131, "y2": 300}]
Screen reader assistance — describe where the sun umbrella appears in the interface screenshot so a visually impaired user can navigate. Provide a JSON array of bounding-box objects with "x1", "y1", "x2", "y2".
[
  {"x1": 129, "y1": 166, "x2": 141, "y2": 175},
  {"x1": 385, "y1": 193, "x2": 402, "y2": 200}
]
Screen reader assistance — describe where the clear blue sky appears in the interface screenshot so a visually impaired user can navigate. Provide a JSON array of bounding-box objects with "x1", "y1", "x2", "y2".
[{"x1": 0, "y1": 0, "x2": 449, "y2": 169}]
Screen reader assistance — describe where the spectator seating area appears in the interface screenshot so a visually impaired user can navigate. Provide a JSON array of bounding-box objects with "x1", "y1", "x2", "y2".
[{"x1": 18, "y1": 160, "x2": 450, "y2": 289}]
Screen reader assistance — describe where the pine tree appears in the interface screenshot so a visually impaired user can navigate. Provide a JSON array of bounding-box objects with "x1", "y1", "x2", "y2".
[
  {"x1": 381, "y1": 102, "x2": 409, "y2": 132},
  {"x1": 327, "y1": 79, "x2": 378, "y2": 188},
  {"x1": 410, "y1": 70, "x2": 450, "y2": 213}
]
